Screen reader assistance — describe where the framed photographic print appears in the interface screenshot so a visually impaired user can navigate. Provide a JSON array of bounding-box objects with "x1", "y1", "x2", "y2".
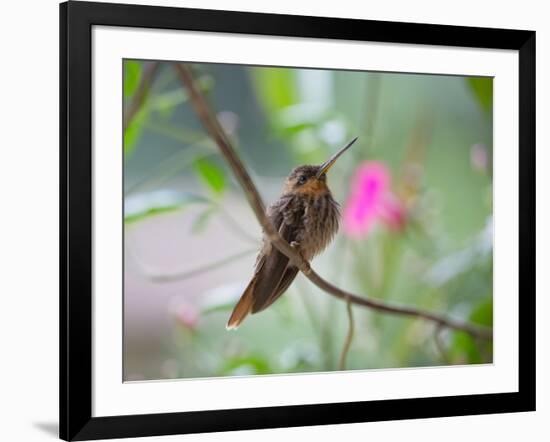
[{"x1": 60, "y1": 1, "x2": 536, "y2": 440}]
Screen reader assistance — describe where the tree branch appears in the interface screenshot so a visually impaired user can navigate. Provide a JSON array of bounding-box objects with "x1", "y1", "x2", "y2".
[
  {"x1": 173, "y1": 62, "x2": 493, "y2": 341},
  {"x1": 124, "y1": 62, "x2": 160, "y2": 131}
]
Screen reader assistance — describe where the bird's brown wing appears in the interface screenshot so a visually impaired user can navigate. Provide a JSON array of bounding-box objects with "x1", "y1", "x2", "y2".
[
  {"x1": 227, "y1": 197, "x2": 301, "y2": 328},
  {"x1": 250, "y1": 220, "x2": 296, "y2": 313},
  {"x1": 252, "y1": 265, "x2": 299, "y2": 313}
]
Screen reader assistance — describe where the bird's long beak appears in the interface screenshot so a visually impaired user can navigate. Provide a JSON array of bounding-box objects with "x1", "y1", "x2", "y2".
[{"x1": 316, "y1": 137, "x2": 358, "y2": 178}]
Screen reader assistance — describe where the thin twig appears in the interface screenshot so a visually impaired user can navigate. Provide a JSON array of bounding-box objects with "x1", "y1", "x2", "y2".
[
  {"x1": 124, "y1": 62, "x2": 160, "y2": 131},
  {"x1": 297, "y1": 281, "x2": 322, "y2": 337},
  {"x1": 124, "y1": 139, "x2": 212, "y2": 196},
  {"x1": 323, "y1": 237, "x2": 349, "y2": 370},
  {"x1": 217, "y1": 205, "x2": 260, "y2": 245},
  {"x1": 338, "y1": 297, "x2": 355, "y2": 370},
  {"x1": 173, "y1": 62, "x2": 493, "y2": 341},
  {"x1": 361, "y1": 73, "x2": 381, "y2": 155},
  {"x1": 433, "y1": 324, "x2": 451, "y2": 364},
  {"x1": 130, "y1": 247, "x2": 256, "y2": 283}
]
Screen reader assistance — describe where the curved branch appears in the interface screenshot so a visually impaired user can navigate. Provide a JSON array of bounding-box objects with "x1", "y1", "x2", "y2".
[
  {"x1": 173, "y1": 62, "x2": 493, "y2": 341},
  {"x1": 338, "y1": 298, "x2": 355, "y2": 370},
  {"x1": 129, "y1": 246, "x2": 256, "y2": 283}
]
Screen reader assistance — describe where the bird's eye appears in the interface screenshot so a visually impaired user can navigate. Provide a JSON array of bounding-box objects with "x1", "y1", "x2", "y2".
[{"x1": 297, "y1": 175, "x2": 307, "y2": 185}]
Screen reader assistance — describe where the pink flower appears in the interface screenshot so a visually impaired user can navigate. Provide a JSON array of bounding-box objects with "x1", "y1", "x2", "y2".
[
  {"x1": 174, "y1": 303, "x2": 200, "y2": 330},
  {"x1": 343, "y1": 161, "x2": 406, "y2": 238},
  {"x1": 470, "y1": 143, "x2": 489, "y2": 173}
]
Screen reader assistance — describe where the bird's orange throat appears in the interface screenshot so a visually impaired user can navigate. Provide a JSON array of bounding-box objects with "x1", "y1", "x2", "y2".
[{"x1": 294, "y1": 179, "x2": 329, "y2": 196}]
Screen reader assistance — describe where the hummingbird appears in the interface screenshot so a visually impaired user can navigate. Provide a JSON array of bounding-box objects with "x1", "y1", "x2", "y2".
[{"x1": 227, "y1": 137, "x2": 358, "y2": 329}]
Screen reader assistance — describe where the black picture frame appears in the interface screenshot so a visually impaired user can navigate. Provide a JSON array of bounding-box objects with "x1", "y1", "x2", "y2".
[{"x1": 60, "y1": 1, "x2": 536, "y2": 440}]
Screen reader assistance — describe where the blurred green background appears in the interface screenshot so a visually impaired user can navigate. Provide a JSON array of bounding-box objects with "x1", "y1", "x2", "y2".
[{"x1": 123, "y1": 60, "x2": 493, "y2": 381}]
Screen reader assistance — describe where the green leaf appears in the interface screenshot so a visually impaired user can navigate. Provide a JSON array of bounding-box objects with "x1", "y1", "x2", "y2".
[
  {"x1": 124, "y1": 204, "x2": 182, "y2": 224},
  {"x1": 201, "y1": 302, "x2": 236, "y2": 316},
  {"x1": 151, "y1": 76, "x2": 214, "y2": 119},
  {"x1": 451, "y1": 331, "x2": 481, "y2": 364},
  {"x1": 193, "y1": 158, "x2": 226, "y2": 196},
  {"x1": 124, "y1": 61, "x2": 142, "y2": 97},
  {"x1": 124, "y1": 106, "x2": 147, "y2": 157},
  {"x1": 222, "y1": 356, "x2": 272, "y2": 376},
  {"x1": 124, "y1": 192, "x2": 208, "y2": 224},
  {"x1": 467, "y1": 77, "x2": 493, "y2": 113},
  {"x1": 191, "y1": 207, "x2": 216, "y2": 234},
  {"x1": 470, "y1": 299, "x2": 493, "y2": 327},
  {"x1": 251, "y1": 67, "x2": 298, "y2": 113},
  {"x1": 450, "y1": 299, "x2": 493, "y2": 364},
  {"x1": 271, "y1": 105, "x2": 330, "y2": 136},
  {"x1": 153, "y1": 89, "x2": 187, "y2": 119}
]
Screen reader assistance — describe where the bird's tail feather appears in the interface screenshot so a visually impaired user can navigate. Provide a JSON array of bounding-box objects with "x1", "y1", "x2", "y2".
[{"x1": 226, "y1": 277, "x2": 256, "y2": 330}]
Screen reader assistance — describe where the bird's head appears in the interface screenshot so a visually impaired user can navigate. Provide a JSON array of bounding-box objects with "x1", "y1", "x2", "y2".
[{"x1": 284, "y1": 137, "x2": 357, "y2": 196}]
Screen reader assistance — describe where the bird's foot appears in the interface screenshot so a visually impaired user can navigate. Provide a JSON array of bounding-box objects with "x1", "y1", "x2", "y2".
[{"x1": 289, "y1": 241, "x2": 311, "y2": 274}]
